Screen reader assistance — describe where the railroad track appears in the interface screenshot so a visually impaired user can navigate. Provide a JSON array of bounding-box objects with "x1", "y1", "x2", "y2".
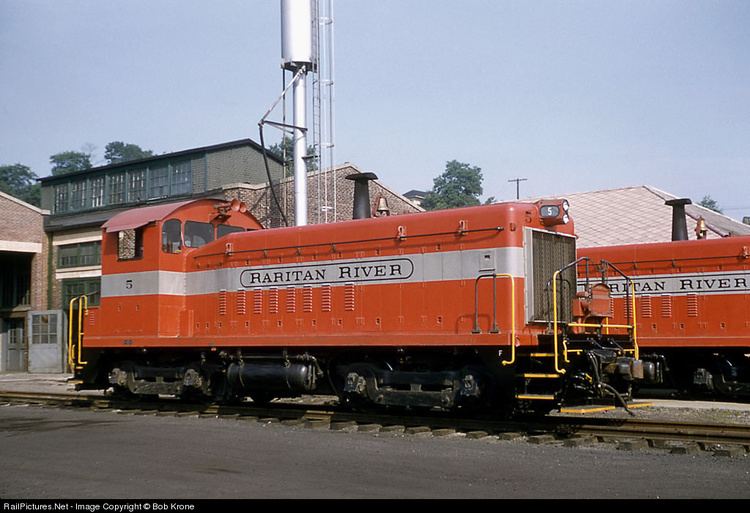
[{"x1": 1, "y1": 390, "x2": 749, "y2": 456}]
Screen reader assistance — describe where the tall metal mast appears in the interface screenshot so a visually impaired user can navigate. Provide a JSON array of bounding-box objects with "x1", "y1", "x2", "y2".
[{"x1": 281, "y1": 0, "x2": 313, "y2": 226}]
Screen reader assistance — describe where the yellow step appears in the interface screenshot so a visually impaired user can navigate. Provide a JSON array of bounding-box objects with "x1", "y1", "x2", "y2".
[
  {"x1": 517, "y1": 373, "x2": 561, "y2": 379},
  {"x1": 529, "y1": 353, "x2": 556, "y2": 358},
  {"x1": 515, "y1": 394, "x2": 556, "y2": 401}
]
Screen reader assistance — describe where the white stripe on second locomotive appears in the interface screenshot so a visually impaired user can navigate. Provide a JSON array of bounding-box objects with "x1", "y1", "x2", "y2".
[
  {"x1": 101, "y1": 246, "x2": 526, "y2": 298},
  {"x1": 577, "y1": 270, "x2": 749, "y2": 297}
]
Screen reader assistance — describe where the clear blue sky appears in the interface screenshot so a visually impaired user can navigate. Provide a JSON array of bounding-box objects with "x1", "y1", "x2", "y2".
[{"x1": 1, "y1": 0, "x2": 748, "y2": 219}]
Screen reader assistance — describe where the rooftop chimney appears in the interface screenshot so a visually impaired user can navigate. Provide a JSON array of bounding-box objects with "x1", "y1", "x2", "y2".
[
  {"x1": 346, "y1": 172, "x2": 378, "y2": 219},
  {"x1": 665, "y1": 198, "x2": 692, "y2": 241}
]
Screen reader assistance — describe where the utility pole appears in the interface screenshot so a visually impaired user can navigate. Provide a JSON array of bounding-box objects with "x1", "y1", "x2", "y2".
[{"x1": 508, "y1": 178, "x2": 527, "y2": 200}]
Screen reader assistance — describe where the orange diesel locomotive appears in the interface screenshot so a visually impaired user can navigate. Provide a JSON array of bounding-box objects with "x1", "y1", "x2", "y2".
[
  {"x1": 72, "y1": 194, "x2": 655, "y2": 412},
  {"x1": 580, "y1": 233, "x2": 750, "y2": 398}
]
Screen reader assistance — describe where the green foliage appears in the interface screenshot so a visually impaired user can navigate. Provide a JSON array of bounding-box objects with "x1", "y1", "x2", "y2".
[
  {"x1": 0, "y1": 163, "x2": 41, "y2": 206},
  {"x1": 50, "y1": 150, "x2": 92, "y2": 176},
  {"x1": 268, "y1": 135, "x2": 318, "y2": 176},
  {"x1": 421, "y1": 160, "x2": 484, "y2": 211},
  {"x1": 104, "y1": 141, "x2": 154, "y2": 164},
  {"x1": 698, "y1": 195, "x2": 722, "y2": 213}
]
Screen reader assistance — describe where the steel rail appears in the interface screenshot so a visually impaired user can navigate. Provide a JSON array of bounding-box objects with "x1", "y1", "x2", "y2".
[{"x1": 2, "y1": 390, "x2": 749, "y2": 448}]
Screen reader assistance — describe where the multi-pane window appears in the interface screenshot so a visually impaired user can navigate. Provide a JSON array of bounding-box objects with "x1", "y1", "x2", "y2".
[
  {"x1": 109, "y1": 173, "x2": 126, "y2": 204},
  {"x1": 54, "y1": 184, "x2": 69, "y2": 213},
  {"x1": 62, "y1": 278, "x2": 100, "y2": 308},
  {"x1": 150, "y1": 166, "x2": 169, "y2": 198},
  {"x1": 31, "y1": 313, "x2": 58, "y2": 345},
  {"x1": 50, "y1": 160, "x2": 196, "y2": 212},
  {"x1": 70, "y1": 180, "x2": 87, "y2": 210},
  {"x1": 57, "y1": 241, "x2": 101, "y2": 268},
  {"x1": 90, "y1": 177, "x2": 105, "y2": 208},
  {"x1": 128, "y1": 169, "x2": 146, "y2": 202},
  {"x1": 171, "y1": 162, "x2": 192, "y2": 196}
]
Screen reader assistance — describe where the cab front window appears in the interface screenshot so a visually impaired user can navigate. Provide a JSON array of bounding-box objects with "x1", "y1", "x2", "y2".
[
  {"x1": 162, "y1": 219, "x2": 182, "y2": 254},
  {"x1": 184, "y1": 221, "x2": 214, "y2": 248}
]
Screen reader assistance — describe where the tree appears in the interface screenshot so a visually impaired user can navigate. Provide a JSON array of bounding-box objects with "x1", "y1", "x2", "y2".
[
  {"x1": 420, "y1": 160, "x2": 483, "y2": 211},
  {"x1": 50, "y1": 150, "x2": 92, "y2": 176},
  {"x1": 268, "y1": 135, "x2": 318, "y2": 176},
  {"x1": 0, "y1": 163, "x2": 41, "y2": 206},
  {"x1": 698, "y1": 195, "x2": 722, "y2": 214},
  {"x1": 104, "y1": 141, "x2": 154, "y2": 164}
]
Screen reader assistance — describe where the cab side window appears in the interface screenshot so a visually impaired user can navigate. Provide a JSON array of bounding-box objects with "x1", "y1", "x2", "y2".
[
  {"x1": 217, "y1": 224, "x2": 244, "y2": 239},
  {"x1": 162, "y1": 219, "x2": 182, "y2": 254},
  {"x1": 184, "y1": 221, "x2": 214, "y2": 249}
]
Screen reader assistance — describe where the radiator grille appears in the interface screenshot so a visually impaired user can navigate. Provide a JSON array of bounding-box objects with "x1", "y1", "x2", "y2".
[{"x1": 526, "y1": 229, "x2": 576, "y2": 323}]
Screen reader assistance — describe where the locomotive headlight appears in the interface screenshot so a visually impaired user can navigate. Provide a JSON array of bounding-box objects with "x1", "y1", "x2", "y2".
[
  {"x1": 562, "y1": 200, "x2": 570, "y2": 213},
  {"x1": 562, "y1": 213, "x2": 570, "y2": 224}
]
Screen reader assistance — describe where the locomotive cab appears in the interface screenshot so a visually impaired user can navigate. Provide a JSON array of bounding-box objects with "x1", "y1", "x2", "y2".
[{"x1": 73, "y1": 198, "x2": 262, "y2": 389}]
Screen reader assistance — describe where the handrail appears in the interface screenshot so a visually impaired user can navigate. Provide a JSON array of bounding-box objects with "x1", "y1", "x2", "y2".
[
  {"x1": 77, "y1": 294, "x2": 88, "y2": 366},
  {"x1": 497, "y1": 274, "x2": 517, "y2": 366},
  {"x1": 551, "y1": 269, "x2": 567, "y2": 375},
  {"x1": 551, "y1": 258, "x2": 640, "y2": 367},
  {"x1": 67, "y1": 297, "x2": 76, "y2": 372},
  {"x1": 67, "y1": 295, "x2": 89, "y2": 371},
  {"x1": 472, "y1": 272, "x2": 517, "y2": 366},
  {"x1": 472, "y1": 273, "x2": 498, "y2": 334},
  {"x1": 629, "y1": 280, "x2": 639, "y2": 359}
]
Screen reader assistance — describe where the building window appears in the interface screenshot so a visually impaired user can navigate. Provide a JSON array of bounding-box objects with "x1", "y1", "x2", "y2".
[
  {"x1": 128, "y1": 169, "x2": 147, "y2": 202},
  {"x1": 90, "y1": 177, "x2": 105, "y2": 208},
  {"x1": 58, "y1": 241, "x2": 101, "y2": 268},
  {"x1": 149, "y1": 166, "x2": 169, "y2": 198},
  {"x1": 70, "y1": 180, "x2": 87, "y2": 210},
  {"x1": 109, "y1": 173, "x2": 126, "y2": 205},
  {"x1": 62, "y1": 278, "x2": 100, "y2": 308},
  {"x1": 171, "y1": 162, "x2": 192, "y2": 196},
  {"x1": 184, "y1": 221, "x2": 214, "y2": 248},
  {"x1": 54, "y1": 184, "x2": 69, "y2": 213},
  {"x1": 31, "y1": 313, "x2": 58, "y2": 345}
]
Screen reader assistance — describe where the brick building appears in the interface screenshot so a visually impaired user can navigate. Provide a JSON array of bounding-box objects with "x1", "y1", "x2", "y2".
[
  {"x1": 0, "y1": 191, "x2": 49, "y2": 372},
  {"x1": 223, "y1": 163, "x2": 422, "y2": 228}
]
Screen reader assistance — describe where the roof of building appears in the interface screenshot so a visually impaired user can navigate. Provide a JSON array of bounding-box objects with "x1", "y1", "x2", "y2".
[
  {"x1": 538, "y1": 185, "x2": 750, "y2": 248},
  {"x1": 0, "y1": 190, "x2": 49, "y2": 215},
  {"x1": 39, "y1": 138, "x2": 283, "y2": 184}
]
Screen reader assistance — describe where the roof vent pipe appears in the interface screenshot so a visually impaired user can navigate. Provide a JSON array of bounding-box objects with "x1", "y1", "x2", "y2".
[
  {"x1": 665, "y1": 198, "x2": 692, "y2": 241},
  {"x1": 346, "y1": 172, "x2": 378, "y2": 219}
]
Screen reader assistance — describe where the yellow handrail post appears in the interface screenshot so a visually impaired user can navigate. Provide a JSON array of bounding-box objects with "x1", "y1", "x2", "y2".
[
  {"x1": 551, "y1": 270, "x2": 566, "y2": 375},
  {"x1": 67, "y1": 297, "x2": 77, "y2": 372},
  {"x1": 630, "y1": 281, "x2": 639, "y2": 360},
  {"x1": 77, "y1": 295, "x2": 88, "y2": 366},
  {"x1": 497, "y1": 274, "x2": 516, "y2": 366}
]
